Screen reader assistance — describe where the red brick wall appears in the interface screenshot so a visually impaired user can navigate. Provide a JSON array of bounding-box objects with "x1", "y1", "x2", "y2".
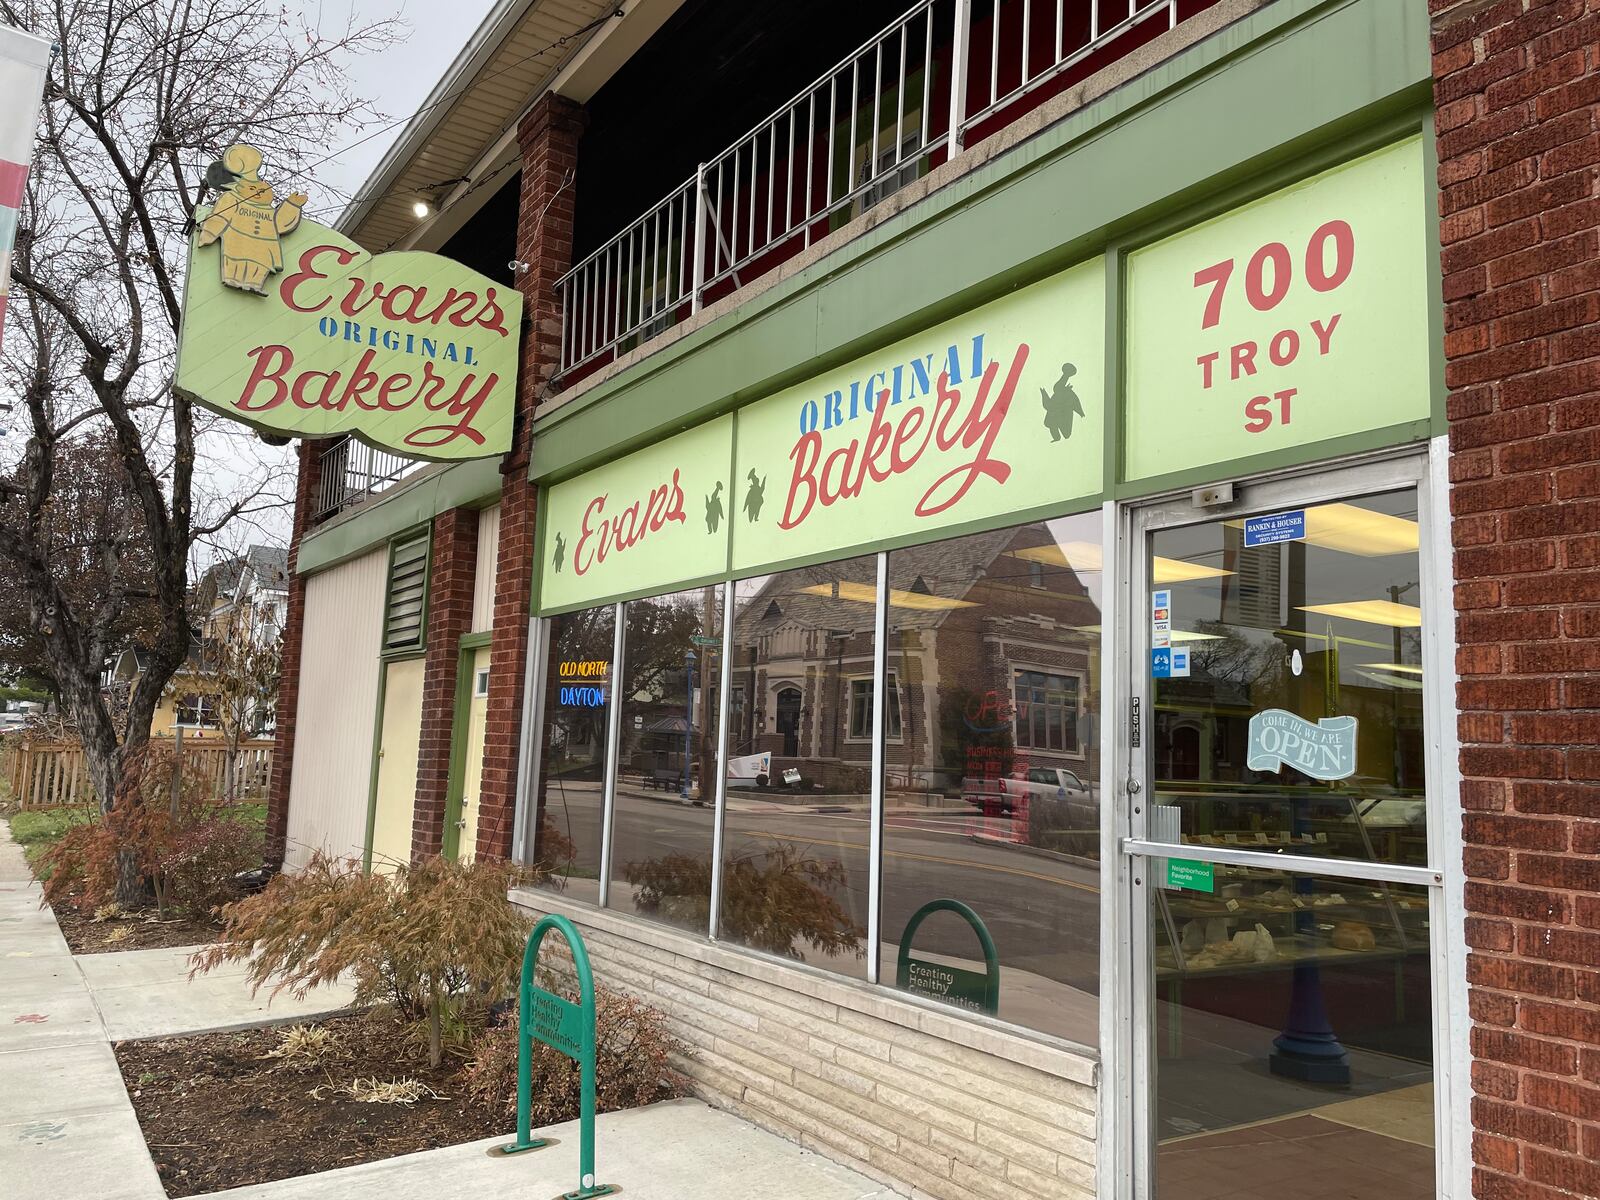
[
  {"x1": 411, "y1": 507, "x2": 479, "y2": 860},
  {"x1": 476, "y1": 93, "x2": 586, "y2": 861},
  {"x1": 1433, "y1": 2, "x2": 1600, "y2": 1196},
  {"x1": 264, "y1": 440, "x2": 323, "y2": 869}
]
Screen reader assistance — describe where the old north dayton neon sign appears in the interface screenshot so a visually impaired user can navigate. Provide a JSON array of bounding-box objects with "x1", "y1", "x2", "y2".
[{"x1": 175, "y1": 145, "x2": 520, "y2": 460}]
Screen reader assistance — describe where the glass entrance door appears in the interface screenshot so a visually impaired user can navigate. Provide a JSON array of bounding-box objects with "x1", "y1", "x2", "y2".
[{"x1": 1123, "y1": 459, "x2": 1445, "y2": 1200}]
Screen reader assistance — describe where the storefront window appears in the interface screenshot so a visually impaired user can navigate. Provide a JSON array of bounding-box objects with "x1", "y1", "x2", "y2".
[
  {"x1": 609, "y1": 586, "x2": 723, "y2": 931},
  {"x1": 880, "y1": 515, "x2": 1103, "y2": 1044},
  {"x1": 530, "y1": 605, "x2": 614, "y2": 903},
  {"x1": 718, "y1": 559, "x2": 878, "y2": 975}
]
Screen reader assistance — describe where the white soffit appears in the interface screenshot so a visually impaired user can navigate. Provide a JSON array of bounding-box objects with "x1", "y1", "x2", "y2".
[{"x1": 342, "y1": 0, "x2": 686, "y2": 255}]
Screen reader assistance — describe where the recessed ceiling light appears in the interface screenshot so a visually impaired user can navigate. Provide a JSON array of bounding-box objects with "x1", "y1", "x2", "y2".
[
  {"x1": 798, "y1": 581, "x2": 976, "y2": 611},
  {"x1": 1297, "y1": 600, "x2": 1423, "y2": 628},
  {"x1": 1008, "y1": 542, "x2": 1233, "y2": 583}
]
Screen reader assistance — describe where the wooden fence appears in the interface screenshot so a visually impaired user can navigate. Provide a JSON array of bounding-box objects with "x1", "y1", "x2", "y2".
[{"x1": 2, "y1": 737, "x2": 275, "y2": 809}]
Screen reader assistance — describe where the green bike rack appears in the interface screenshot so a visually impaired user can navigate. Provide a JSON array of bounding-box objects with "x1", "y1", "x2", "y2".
[
  {"x1": 895, "y1": 898, "x2": 1001, "y2": 1016},
  {"x1": 498, "y1": 913, "x2": 616, "y2": 1200}
]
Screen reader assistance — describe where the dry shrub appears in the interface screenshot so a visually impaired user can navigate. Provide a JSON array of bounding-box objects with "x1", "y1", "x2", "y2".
[
  {"x1": 261, "y1": 1023, "x2": 341, "y2": 1069},
  {"x1": 36, "y1": 744, "x2": 262, "y2": 917},
  {"x1": 461, "y1": 986, "x2": 683, "y2": 1124},
  {"x1": 192, "y1": 853, "x2": 538, "y2": 1067}
]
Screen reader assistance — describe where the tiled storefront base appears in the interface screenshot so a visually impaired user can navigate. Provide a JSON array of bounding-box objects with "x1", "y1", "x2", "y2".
[{"x1": 509, "y1": 890, "x2": 1098, "y2": 1200}]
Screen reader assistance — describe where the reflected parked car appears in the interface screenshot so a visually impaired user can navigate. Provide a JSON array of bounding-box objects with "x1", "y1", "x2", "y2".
[{"x1": 963, "y1": 766, "x2": 1094, "y2": 825}]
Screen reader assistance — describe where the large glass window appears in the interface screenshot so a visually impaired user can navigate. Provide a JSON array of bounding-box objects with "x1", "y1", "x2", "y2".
[
  {"x1": 718, "y1": 559, "x2": 878, "y2": 976},
  {"x1": 879, "y1": 515, "x2": 1103, "y2": 1044},
  {"x1": 530, "y1": 605, "x2": 614, "y2": 903},
  {"x1": 609, "y1": 586, "x2": 723, "y2": 931}
]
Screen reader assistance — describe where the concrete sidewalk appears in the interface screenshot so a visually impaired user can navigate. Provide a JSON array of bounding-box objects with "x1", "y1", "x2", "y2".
[
  {"x1": 78, "y1": 944, "x2": 356, "y2": 1041},
  {"x1": 0, "y1": 819, "x2": 166, "y2": 1200},
  {"x1": 205, "y1": 1099, "x2": 898, "y2": 1200}
]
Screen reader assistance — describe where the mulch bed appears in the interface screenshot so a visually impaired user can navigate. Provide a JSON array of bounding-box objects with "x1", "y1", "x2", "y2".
[
  {"x1": 52, "y1": 902, "x2": 220, "y2": 954},
  {"x1": 115, "y1": 1013, "x2": 507, "y2": 1197}
]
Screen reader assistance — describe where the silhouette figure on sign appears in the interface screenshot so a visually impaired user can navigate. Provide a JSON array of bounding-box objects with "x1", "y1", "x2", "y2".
[
  {"x1": 705, "y1": 482, "x2": 725, "y2": 534},
  {"x1": 552, "y1": 532, "x2": 566, "y2": 574},
  {"x1": 1041, "y1": 362, "x2": 1084, "y2": 442},
  {"x1": 743, "y1": 470, "x2": 767, "y2": 523}
]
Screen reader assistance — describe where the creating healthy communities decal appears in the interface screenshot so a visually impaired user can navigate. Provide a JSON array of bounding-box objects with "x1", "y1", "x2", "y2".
[{"x1": 175, "y1": 145, "x2": 521, "y2": 460}]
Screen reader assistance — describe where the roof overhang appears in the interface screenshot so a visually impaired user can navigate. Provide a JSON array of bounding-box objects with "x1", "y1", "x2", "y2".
[{"x1": 339, "y1": 0, "x2": 685, "y2": 254}]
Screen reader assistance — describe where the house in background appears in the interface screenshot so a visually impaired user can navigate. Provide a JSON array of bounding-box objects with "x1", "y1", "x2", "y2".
[{"x1": 102, "y1": 543, "x2": 289, "y2": 740}]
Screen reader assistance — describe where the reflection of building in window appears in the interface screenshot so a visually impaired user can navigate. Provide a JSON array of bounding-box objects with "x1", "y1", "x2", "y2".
[
  {"x1": 849, "y1": 674, "x2": 902, "y2": 740},
  {"x1": 1014, "y1": 669, "x2": 1078, "y2": 752},
  {"x1": 175, "y1": 693, "x2": 220, "y2": 728}
]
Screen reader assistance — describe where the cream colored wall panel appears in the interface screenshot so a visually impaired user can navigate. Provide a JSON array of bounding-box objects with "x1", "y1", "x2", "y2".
[
  {"x1": 472, "y1": 503, "x2": 501, "y2": 632},
  {"x1": 370, "y1": 656, "x2": 426, "y2": 872},
  {"x1": 285, "y1": 548, "x2": 387, "y2": 871}
]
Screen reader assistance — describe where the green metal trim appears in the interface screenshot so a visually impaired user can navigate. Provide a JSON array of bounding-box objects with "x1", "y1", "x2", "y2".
[
  {"x1": 895, "y1": 898, "x2": 1001, "y2": 1016},
  {"x1": 441, "y1": 645, "x2": 477, "y2": 861},
  {"x1": 529, "y1": 0, "x2": 1432, "y2": 481},
  {"x1": 499, "y1": 915, "x2": 616, "y2": 1198},
  {"x1": 1111, "y1": 419, "x2": 1434, "y2": 500},
  {"x1": 460, "y1": 630, "x2": 494, "y2": 650},
  {"x1": 298, "y1": 455, "x2": 503, "y2": 577},
  {"x1": 361, "y1": 658, "x2": 391, "y2": 874}
]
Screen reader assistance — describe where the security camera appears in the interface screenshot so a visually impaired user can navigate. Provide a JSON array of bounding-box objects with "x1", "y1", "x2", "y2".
[{"x1": 508, "y1": 260, "x2": 531, "y2": 276}]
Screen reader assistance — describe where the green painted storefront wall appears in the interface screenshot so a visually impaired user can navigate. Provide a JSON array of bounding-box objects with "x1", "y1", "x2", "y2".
[
  {"x1": 1124, "y1": 136, "x2": 1433, "y2": 481},
  {"x1": 539, "y1": 416, "x2": 734, "y2": 610},
  {"x1": 529, "y1": 0, "x2": 1438, "y2": 489},
  {"x1": 729, "y1": 259, "x2": 1105, "y2": 574}
]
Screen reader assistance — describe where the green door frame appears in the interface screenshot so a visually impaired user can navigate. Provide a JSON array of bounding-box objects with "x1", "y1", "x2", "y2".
[{"x1": 442, "y1": 632, "x2": 493, "y2": 860}]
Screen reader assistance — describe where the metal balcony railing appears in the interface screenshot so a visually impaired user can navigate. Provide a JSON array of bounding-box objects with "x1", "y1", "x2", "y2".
[
  {"x1": 558, "y1": 0, "x2": 1187, "y2": 375},
  {"x1": 313, "y1": 436, "x2": 424, "y2": 522}
]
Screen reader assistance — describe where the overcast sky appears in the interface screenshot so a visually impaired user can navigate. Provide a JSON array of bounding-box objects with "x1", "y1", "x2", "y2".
[{"x1": 310, "y1": 0, "x2": 502, "y2": 219}]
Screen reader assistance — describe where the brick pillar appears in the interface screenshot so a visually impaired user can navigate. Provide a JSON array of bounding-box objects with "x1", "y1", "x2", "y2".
[
  {"x1": 265, "y1": 439, "x2": 324, "y2": 869},
  {"x1": 411, "y1": 507, "x2": 480, "y2": 860},
  {"x1": 476, "y1": 93, "x2": 586, "y2": 861},
  {"x1": 1432, "y1": 3, "x2": 1600, "y2": 1197}
]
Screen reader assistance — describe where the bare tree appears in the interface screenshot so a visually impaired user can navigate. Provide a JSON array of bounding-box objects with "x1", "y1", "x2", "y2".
[
  {"x1": 204, "y1": 584, "x2": 281, "y2": 803},
  {"x1": 0, "y1": 1, "x2": 395, "y2": 889}
]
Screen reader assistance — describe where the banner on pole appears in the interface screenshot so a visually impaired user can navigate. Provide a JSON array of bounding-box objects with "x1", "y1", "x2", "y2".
[{"x1": 0, "y1": 24, "x2": 51, "y2": 351}]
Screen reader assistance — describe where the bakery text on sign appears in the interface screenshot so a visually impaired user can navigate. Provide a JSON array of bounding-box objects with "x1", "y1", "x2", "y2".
[
  {"x1": 238, "y1": 245, "x2": 514, "y2": 451},
  {"x1": 780, "y1": 334, "x2": 1029, "y2": 529},
  {"x1": 1191, "y1": 220, "x2": 1352, "y2": 434}
]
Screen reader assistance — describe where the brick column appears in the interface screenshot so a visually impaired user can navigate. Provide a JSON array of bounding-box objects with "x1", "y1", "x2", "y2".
[
  {"x1": 265, "y1": 439, "x2": 324, "y2": 869},
  {"x1": 476, "y1": 93, "x2": 586, "y2": 861},
  {"x1": 1432, "y1": 3, "x2": 1600, "y2": 1196},
  {"x1": 411, "y1": 506, "x2": 480, "y2": 860}
]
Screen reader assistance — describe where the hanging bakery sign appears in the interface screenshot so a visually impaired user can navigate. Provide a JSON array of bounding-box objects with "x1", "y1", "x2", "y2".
[{"x1": 174, "y1": 145, "x2": 520, "y2": 460}]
